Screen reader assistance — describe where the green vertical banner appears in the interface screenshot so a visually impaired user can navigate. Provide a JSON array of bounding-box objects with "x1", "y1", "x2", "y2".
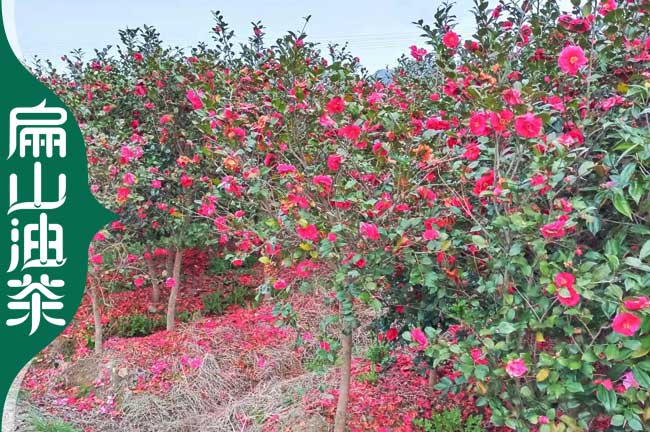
[{"x1": 0, "y1": 3, "x2": 115, "y2": 429}]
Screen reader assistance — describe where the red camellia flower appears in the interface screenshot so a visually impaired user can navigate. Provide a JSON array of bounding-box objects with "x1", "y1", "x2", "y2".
[
  {"x1": 338, "y1": 124, "x2": 361, "y2": 140},
  {"x1": 386, "y1": 328, "x2": 398, "y2": 341},
  {"x1": 470, "y1": 348, "x2": 488, "y2": 365},
  {"x1": 442, "y1": 31, "x2": 460, "y2": 49},
  {"x1": 540, "y1": 215, "x2": 569, "y2": 239},
  {"x1": 296, "y1": 224, "x2": 319, "y2": 242},
  {"x1": 612, "y1": 312, "x2": 642, "y2": 336},
  {"x1": 326, "y1": 96, "x2": 345, "y2": 114},
  {"x1": 558, "y1": 45, "x2": 587, "y2": 75},
  {"x1": 359, "y1": 222, "x2": 380, "y2": 241},
  {"x1": 514, "y1": 113, "x2": 543, "y2": 138},
  {"x1": 555, "y1": 272, "x2": 580, "y2": 307},
  {"x1": 180, "y1": 174, "x2": 193, "y2": 188},
  {"x1": 469, "y1": 112, "x2": 490, "y2": 136}
]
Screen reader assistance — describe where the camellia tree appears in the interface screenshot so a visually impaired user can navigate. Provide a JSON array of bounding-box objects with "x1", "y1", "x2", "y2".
[
  {"x1": 36, "y1": 26, "x2": 221, "y2": 330},
  {"x1": 183, "y1": 20, "x2": 461, "y2": 430}
]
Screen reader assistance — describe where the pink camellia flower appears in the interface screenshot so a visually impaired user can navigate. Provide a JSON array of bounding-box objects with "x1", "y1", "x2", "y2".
[
  {"x1": 558, "y1": 45, "x2": 587, "y2": 75},
  {"x1": 423, "y1": 229, "x2": 439, "y2": 241},
  {"x1": 123, "y1": 172, "x2": 136, "y2": 185},
  {"x1": 612, "y1": 312, "x2": 642, "y2": 336},
  {"x1": 312, "y1": 175, "x2": 333, "y2": 191},
  {"x1": 514, "y1": 113, "x2": 543, "y2": 138},
  {"x1": 327, "y1": 154, "x2": 342, "y2": 171},
  {"x1": 502, "y1": 88, "x2": 524, "y2": 106},
  {"x1": 186, "y1": 89, "x2": 203, "y2": 110},
  {"x1": 505, "y1": 358, "x2": 528, "y2": 377},
  {"x1": 273, "y1": 279, "x2": 287, "y2": 290},
  {"x1": 90, "y1": 254, "x2": 103, "y2": 265},
  {"x1": 623, "y1": 371, "x2": 640, "y2": 390},
  {"x1": 555, "y1": 272, "x2": 580, "y2": 307},
  {"x1": 319, "y1": 114, "x2": 336, "y2": 128},
  {"x1": 165, "y1": 277, "x2": 176, "y2": 288},
  {"x1": 409, "y1": 45, "x2": 427, "y2": 61},
  {"x1": 296, "y1": 224, "x2": 319, "y2": 242},
  {"x1": 151, "y1": 179, "x2": 162, "y2": 189},
  {"x1": 411, "y1": 328, "x2": 428, "y2": 348},
  {"x1": 623, "y1": 297, "x2": 650, "y2": 310},
  {"x1": 277, "y1": 163, "x2": 297, "y2": 175},
  {"x1": 442, "y1": 31, "x2": 460, "y2": 49},
  {"x1": 359, "y1": 222, "x2": 380, "y2": 241},
  {"x1": 133, "y1": 277, "x2": 144, "y2": 288}
]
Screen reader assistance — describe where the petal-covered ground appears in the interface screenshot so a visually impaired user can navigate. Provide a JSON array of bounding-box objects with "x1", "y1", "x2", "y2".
[{"x1": 19, "y1": 269, "x2": 510, "y2": 432}]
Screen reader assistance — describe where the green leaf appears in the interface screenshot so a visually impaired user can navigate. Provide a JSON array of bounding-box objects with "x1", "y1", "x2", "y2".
[
  {"x1": 632, "y1": 365, "x2": 650, "y2": 388},
  {"x1": 610, "y1": 415, "x2": 624, "y2": 427},
  {"x1": 496, "y1": 321, "x2": 517, "y2": 335},
  {"x1": 578, "y1": 161, "x2": 594, "y2": 176},
  {"x1": 625, "y1": 257, "x2": 650, "y2": 273},
  {"x1": 596, "y1": 386, "x2": 617, "y2": 411},
  {"x1": 613, "y1": 192, "x2": 633, "y2": 219},
  {"x1": 640, "y1": 240, "x2": 650, "y2": 260},
  {"x1": 629, "y1": 181, "x2": 643, "y2": 204},
  {"x1": 471, "y1": 235, "x2": 488, "y2": 249}
]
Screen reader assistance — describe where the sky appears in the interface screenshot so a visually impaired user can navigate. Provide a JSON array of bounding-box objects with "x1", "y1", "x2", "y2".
[{"x1": 12, "y1": 0, "x2": 483, "y2": 72}]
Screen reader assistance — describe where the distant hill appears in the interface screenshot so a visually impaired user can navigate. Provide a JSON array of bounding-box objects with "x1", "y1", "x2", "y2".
[{"x1": 373, "y1": 68, "x2": 393, "y2": 83}]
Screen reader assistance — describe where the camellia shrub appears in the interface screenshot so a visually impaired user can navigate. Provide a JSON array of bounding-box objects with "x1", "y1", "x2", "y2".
[{"x1": 394, "y1": 0, "x2": 650, "y2": 430}]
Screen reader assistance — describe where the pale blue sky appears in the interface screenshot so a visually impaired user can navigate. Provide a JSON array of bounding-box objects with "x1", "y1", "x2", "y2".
[{"x1": 14, "y1": 0, "x2": 483, "y2": 72}]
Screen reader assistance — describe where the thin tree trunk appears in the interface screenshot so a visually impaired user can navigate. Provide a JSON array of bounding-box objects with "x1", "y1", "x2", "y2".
[
  {"x1": 89, "y1": 282, "x2": 103, "y2": 354},
  {"x1": 428, "y1": 368, "x2": 439, "y2": 391},
  {"x1": 333, "y1": 331, "x2": 353, "y2": 432},
  {"x1": 166, "y1": 248, "x2": 183, "y2": 331},
  {"x1": 165, "y1": 248, "x2": 175, "y2": 278},
  {"x1": 146, "y1": 247, "x2": 160, "y2": 304}
]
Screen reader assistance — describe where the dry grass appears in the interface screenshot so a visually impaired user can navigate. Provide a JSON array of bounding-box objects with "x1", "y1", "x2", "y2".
[{"x1": 19, "y1": 289, "x2": 380, "y2": 432}]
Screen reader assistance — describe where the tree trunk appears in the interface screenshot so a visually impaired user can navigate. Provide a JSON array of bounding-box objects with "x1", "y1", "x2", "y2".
[
  {"x1": 428, "y1": 368, "x2": 439, "y2": 391},
  {"x1": 145, "y1": 247, "x2": 160, "y2": 304},
  {"x1": 333, "y1": 331, "x2": 353, "y2": 432},
  {"x1": 89, "y1": 282, "x2": 103, "y2": 354},
  {"x1": 166, "y1": 248, "x2": 183, "y2": 331},
  {"x1": 165, "y1": 248, "x2": 175, "y2": 278}
]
